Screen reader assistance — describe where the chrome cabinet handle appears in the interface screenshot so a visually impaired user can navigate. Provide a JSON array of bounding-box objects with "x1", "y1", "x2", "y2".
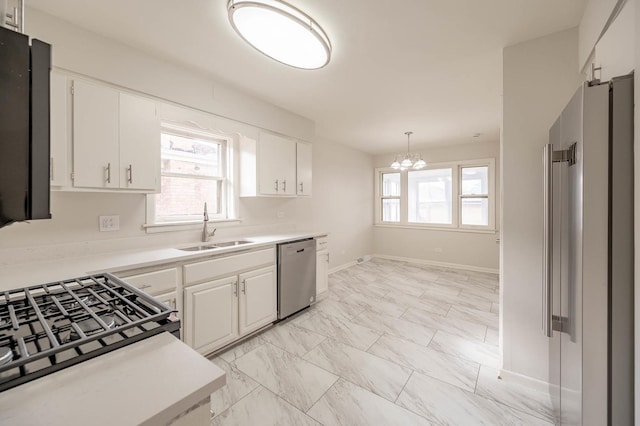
[
  {"x1": 241, "y1": 279, "x2": 246, "y2": 294},
  {"x1": 282, "y1": 180, "x2": 287, "y2": 192},
  {"x1": 138, "y1": 284, "x2": 151, "y2": 290},
  {"x1": 127, "y1": 164, "x2": 133, "y2": 184},
  {"x1": 542, "y1": 144, "x2": 553, "y2": 338},
  {"x1": 105, "y1": 163, "x2": 111, "y2": 184},
  {"x1": 233, "y1": 281, "x2": 238, "y2": 296},
  {"x1": 299, "y1": 182, "x2": 304, "y2": 193},
  {"x1": 274, "y1": 179, "x2": 279, "y2": 192}
]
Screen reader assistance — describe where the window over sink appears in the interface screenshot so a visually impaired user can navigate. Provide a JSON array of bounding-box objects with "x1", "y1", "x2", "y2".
[
  {"x1": 375, "y1": 158, "x2": 495, "y2": 231},
  {"x1": 146, "y1": 123, "x2": 237, "y2": 230}
]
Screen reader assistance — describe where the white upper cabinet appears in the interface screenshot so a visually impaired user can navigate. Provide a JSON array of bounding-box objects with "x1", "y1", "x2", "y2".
[
  {"x1": 119, "y1": 93, "x2": 159, "y2": 191},
  {"x1": 50, "y1": 72, "x2": 70, "y2": 187},
  {"x1": 71, "y1": 79, "x2": 159, "y2": 192},
  {"x1": 72, "y1": 80, "x2": 120, "y2": 189},
  {"x1": 258, "y1": 132, "x2": 296, "y2": 195},
  {"x1": 240, "y1": 132, "x2": 310, "y2": 197},
  {"x1": 296, "y1": 142, "x2": 312, "y2": 196}
]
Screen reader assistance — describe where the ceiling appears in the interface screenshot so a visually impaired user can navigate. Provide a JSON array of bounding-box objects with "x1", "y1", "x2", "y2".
[{"x1": 28, "y1": 0, "x2": 585, "y2": 154}]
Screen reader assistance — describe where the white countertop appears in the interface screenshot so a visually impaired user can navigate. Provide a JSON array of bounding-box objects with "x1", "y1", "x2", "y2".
[
  {"x1": 0, "y1": 232, "x2": 327, "y2": 291},
  {"x1": 0, "y1": 332, "x2": 226, "y2": 425}
]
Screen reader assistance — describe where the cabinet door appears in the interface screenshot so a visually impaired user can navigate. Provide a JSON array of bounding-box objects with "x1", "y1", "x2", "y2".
[
  {"x1": 316, "y1": 250, "x2": 329, "y2": 295},
  {"x1": 154, "y1": 290, "x2": 180, "y2": 320},
  {"x1": 238, "y1": 266, "x2": 276, "y2": 335},
  {"x1": 296, "y1": 142, "x2": 312, "y2": 196},
  {"x1": 258, "y1": 133, "x2": 296, "y2": 195},
  {"x1": 184, "y1": 277, "x2": 238, "y2": 355},
  {"x1": 119, "y1": 93, "x2": 159, "y2": 191},
  {"x1": 50, "y1": 72, "x2": 69, "y2": 186},
  {"x1": 72, "y1": 80, "x2": 119, "y2": 188}
]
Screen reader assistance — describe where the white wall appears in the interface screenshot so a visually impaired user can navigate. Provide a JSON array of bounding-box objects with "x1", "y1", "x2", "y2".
[
  {"x1": 579, "y1": 0, "x2": 624, "y2": 70},
  {"x1": 371, "y1": 140, "x2": 500, "y2": 272},
  {"x1": 298, "y1": 139, "x2": 375, "y2": 269},
  {"x1": 0, "y1": 8, "x2": 374, "y2": 270},
  {"x1": 501, "y1": 28, "x2": 583, "y2": 381}
]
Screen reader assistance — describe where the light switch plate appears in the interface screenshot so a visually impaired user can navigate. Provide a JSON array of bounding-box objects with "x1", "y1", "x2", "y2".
[{"x1": 99, "y1": 215, "x2": 120, "y2": 232}]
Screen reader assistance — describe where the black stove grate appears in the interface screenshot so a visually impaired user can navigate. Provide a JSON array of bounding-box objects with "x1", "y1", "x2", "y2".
[{"x1": 0, "y1": 273, "x2": 179, "y2": 392}]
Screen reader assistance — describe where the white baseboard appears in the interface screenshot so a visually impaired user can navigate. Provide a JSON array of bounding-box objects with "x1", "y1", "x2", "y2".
[
  {"x1": 498, "y1": 368, "x2": 551, "y2": 394},
  {"x1": 329, "y1": 260, "x2": 357, "y2": 274},
  {"x1": 372, "y1": 254, "x2": 499, "y2": 275}
]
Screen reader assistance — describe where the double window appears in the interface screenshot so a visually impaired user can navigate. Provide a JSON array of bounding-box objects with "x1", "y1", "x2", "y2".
[
  {"x1": 147, "y1": 123, "x2": 235, "y2": 226},
  {"x1": 376, "y1": 159, "x2": 495, "y2": 230}
]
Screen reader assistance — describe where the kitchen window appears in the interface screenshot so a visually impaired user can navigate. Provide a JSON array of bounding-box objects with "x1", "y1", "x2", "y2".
[
  {"x1": 146, "y1": 124, "x2": 237, "y2": 229},
  {"x1": 375, "y1": 158, "x2": 495, "y2": 231}
]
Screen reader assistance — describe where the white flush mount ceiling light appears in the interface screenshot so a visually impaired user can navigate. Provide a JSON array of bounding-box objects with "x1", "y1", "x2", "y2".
[
  {"x1": 390, "y1": 132, "x2": 426, "y2": 170},
  {"x1": 227, "y1": 0, "x2": 332, "y2": 70}
]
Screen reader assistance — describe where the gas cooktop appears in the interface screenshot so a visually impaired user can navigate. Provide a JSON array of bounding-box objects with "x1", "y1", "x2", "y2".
[{"x1": 0, "y1": 273, "x2": 179, "y2": 392}]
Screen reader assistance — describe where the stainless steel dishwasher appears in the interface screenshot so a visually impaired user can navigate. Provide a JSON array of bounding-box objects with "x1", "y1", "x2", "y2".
[{"x1": 277, "y1": 239, "x2": 316, "y2": 319}]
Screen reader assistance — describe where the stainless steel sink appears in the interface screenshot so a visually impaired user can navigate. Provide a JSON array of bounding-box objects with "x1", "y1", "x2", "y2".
[
  {"x1": 179, "y1": 244, "x2": 218, "y2": 251},
  {"x1": 212, "y1": 240, "x2": 252, "y2": 247},
  {"x1": 178, "y1": 240, "x2": 252, "y2": 251}
]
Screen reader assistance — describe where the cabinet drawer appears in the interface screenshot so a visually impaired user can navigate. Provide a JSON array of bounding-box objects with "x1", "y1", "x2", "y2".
[
  {"x1": 184, "y1": 247, "x2": 275, "y2": 285},
  {"x1": 117, "y1": 268, "x2": 177, "y2": 296},
  {"x1": 316, "y1": 236, "x2": 329, "y2": 250}
]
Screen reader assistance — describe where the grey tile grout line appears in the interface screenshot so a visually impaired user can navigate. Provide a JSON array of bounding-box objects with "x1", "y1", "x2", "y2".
[
  {"x1": 210, "y1": 383, "x2": 263, "y2": 422},
  {"x1": 259, "y1": 384, "x2": 327, "y2": 425},
  {"x1": 393, "y1": 369, "x2": 415, "y2": 404}
]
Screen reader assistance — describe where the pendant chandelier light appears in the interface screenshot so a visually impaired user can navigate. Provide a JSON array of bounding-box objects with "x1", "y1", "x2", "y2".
[
  {"x1": 390, "y1": 132, "x2": 426, "y2": 170},
  {"x1": 227, "y1": 0, "x2": 332, "y2": 70}
]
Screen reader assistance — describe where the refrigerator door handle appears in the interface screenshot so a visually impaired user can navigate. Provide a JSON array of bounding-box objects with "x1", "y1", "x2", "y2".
[{"x1": 543, "y1": 144, "x2": 554, "y2": 337}]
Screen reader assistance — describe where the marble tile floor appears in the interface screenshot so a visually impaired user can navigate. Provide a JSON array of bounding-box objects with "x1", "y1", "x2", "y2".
[{"x1": 209, "y1": 258, "x2": 554, "y2": 426}]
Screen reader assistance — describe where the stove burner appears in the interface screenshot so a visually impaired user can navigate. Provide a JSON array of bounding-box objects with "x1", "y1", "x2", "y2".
[
  {"x1": 0, "y1": 273, "x2": 180, "y2": 392},
  {"x1": 0, "y1": 348, "x2": 12, "y2": 367},
  {"x1": 69, "y1": 314, "x2": 116, "y2": 341}
]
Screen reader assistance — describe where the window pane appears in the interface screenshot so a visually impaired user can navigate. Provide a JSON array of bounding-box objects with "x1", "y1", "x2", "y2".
[
  {"x1": 156, "y1": 176, "x2": 220, "y2": 220},
  {"x1": 161, "y1": 133, "x2": 221, "y2": 177},
  {"x1": 461, "y1": 198, "x2": 488, "y2": 226},
  {"x1": 408, "y1": 169, "x2": 452, "y2": 224},
  {"x1": 461, "y1": 166, "x2": 488, "y2": 195},
  {"x1": 382, "y1": 172, "x2": 401, "y2": 196},
  {"x1": 382, "y1": 199, "x2": 400, "y2": 222}
]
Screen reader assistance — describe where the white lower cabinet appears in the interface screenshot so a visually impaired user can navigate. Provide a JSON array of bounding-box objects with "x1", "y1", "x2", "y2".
[
  {"x1": 182, "y1": 248, "x2": 277, "y2": 355},
  {"x1": 238, "y1": 266, "x2": 277, "y2": 335},
  {"x1": 315, "y1": 236, "x2": 329, "y2": 297},
  {"x1": 316, "y1": 250, "x2": 329, "y2": 295},
  {"x1": 184, "y1": 276, "x2": 239, "y2": 355}
]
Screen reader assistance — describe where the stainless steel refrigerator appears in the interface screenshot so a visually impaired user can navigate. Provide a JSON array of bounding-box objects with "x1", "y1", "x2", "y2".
[{"x1": 543, "y1": 74, "x2": 634, "y2": 425}]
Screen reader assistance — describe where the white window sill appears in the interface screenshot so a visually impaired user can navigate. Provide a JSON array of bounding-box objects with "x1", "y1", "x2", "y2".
[
  {"x1": 143, "y1": 218, "x2": 243, "y2": 234},
  {"x1": 374, "y1": 223, "x2": 497, "y2": 234}
]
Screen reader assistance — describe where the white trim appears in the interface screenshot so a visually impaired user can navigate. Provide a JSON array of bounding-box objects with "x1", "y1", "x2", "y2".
[
  {"x1": 372, "y1": 254, "x2": 499, "y2": 275},
  {"x1": 498, "y1": 368, "x2": 551, "y2": 394},
  {"x1": 329, "y1": 261, "x2": 358, "y2": 274},
  {"x1": 374, "y1": 224, "x2": 497, "y2": 234}
]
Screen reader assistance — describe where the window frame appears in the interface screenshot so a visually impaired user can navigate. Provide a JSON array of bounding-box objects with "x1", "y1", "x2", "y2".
[
  {"x1": 375, "y1": 158, "x2": 496, "y2": 232},
  {"x1": 379, "y1": 171, "x2": 402, "y2": 223},
  {"x1": 145, "y1": 122, "x2": 238, "y2": 231}
]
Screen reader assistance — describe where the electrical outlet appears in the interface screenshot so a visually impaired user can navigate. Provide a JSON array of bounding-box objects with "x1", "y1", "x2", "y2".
[
  {"x1": 99, "y1": 215, "x2": 120, "y2": 232},
  {"x1": 277, "y1": 211, "x2": 285, "y2": 218}
]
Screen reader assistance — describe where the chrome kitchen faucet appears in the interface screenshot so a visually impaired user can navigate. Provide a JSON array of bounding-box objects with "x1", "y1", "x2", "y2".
[{"x1": 202, "y1": 202, "x2": 216, "y2": 242}]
